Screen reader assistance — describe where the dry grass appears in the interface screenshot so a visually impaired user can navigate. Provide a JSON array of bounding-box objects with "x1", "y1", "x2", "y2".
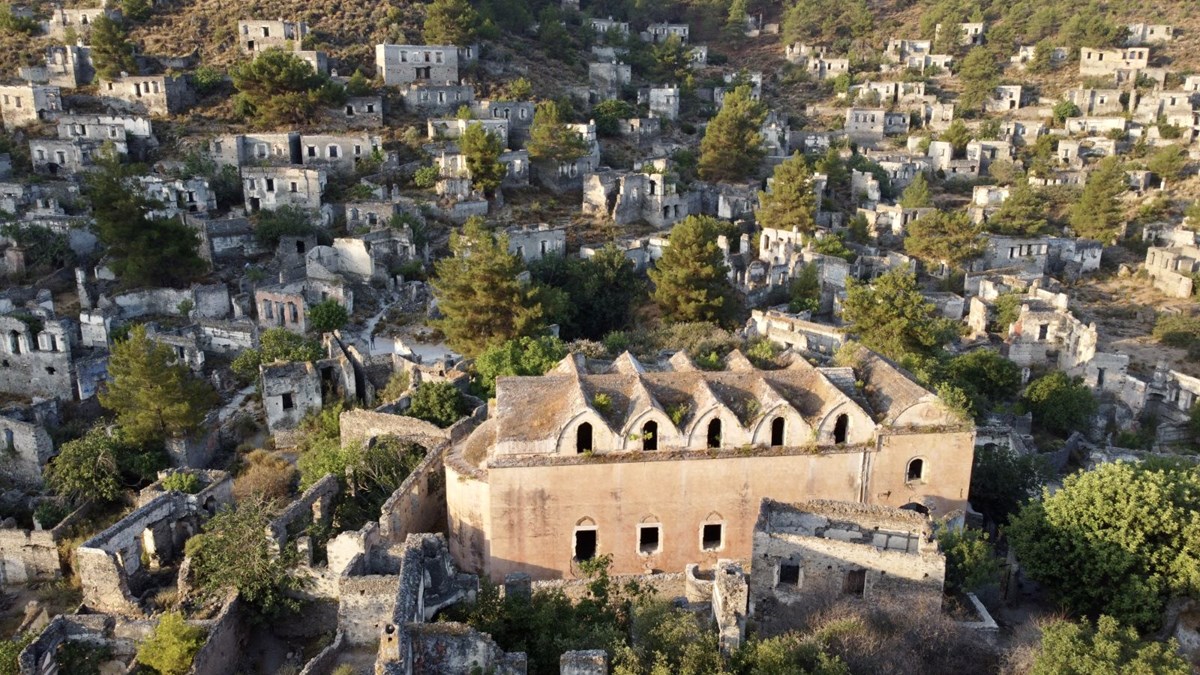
[{"x1": 232, "y1": 449, "x2": 297, "y2": 504}]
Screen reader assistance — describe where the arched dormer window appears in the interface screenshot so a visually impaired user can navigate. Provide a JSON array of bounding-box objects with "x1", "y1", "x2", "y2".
[
  {"x1": 770, "y1": 417, "x2": 785, "y2": 447},
  {"x1": 642, "y1": 420, "x2": 657, "y2": 451},
  {"x1": 833, "y1": 413, "x2": 849, "y2": 444},
  {"x1": 576, "y1": 422, "x2": 593, "y2": 453}
]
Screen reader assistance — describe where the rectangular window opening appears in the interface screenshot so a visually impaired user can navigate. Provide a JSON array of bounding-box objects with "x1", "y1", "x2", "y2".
[
  {"x1": 574, "y1": 529, "x2": 597, "y2": 561},
  {"x1": 844, "y1": 569, "x2": 866, "y2": 596},
  {"x1": 638, "y1": 525, "x2": 661, "y2": 554},
  {"x1": 281, "y1": 393, "x2": 294, "y2": 410},
  {"x1": 702, "y1": 524, "x2": 723, "y2": 551},
  {"x1": 778, "y1": 563, "x2": 800, "y2": 586}
]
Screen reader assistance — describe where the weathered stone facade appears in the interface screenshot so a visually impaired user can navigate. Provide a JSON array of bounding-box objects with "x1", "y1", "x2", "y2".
[
  {"x1": 749, "y1": 499, "x2": 946, "y2": 616},
  {"x1": 446, "y1": 349, "x2": 974, "y2": 581}
]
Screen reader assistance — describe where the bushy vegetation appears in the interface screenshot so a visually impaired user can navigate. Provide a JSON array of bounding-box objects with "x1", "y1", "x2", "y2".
[
  {"x1": 1008, "y1": 461, "x2": 1200, "y2": 631},
  {"x1": 406, "y1": 381, "x2": 468, "y2": 428},
  {"x1": 231, "y1": 49, "x2": 345, "y2": 127},
  {"x1": 137, "y1": 612, "x2": 206, "y2": 675}
]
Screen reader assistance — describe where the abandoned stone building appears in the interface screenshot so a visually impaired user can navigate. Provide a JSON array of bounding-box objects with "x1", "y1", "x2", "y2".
[
  {"x1": 445, "y1": 348, "x2": 974, "y2": 581},
  {"x1": 749, "y1": 499, "x2": 946, "y2": 617},
  {"x1": 1144, "y1": 244, "x2": 1200, "y2": 298},
  {"x1": 582, "y1": 165, "x2": 690, "y2": 227},
  {"x1": 747, "y1": 309, "x2": 846, "y2": 358},
  {"x1": 77, "y1": 472, "x2": 232, "y2": 614},
  {"x1": 1078, "y1": 47, "x2": 1150, "y2": 80},
  {"x1": 401, "y1": 83, "x2": 475, "y2": 114},
  {"x1": 253, "y1": 276, "x2": 351, "y2": 334},
  {"x1": 844, "y1": 108, "x2": 909, "y2": 145},
  {"x1": 19, "y1": 44, "x2": 94, "y2": 89},
  {"x1": 335, "y1": 95, "x2": 384, "y2": 128},
  {"x1": 641, "y1": 23, "x2": 689, "y2": 43},
  {"x1": 1126, "y1": 22, "x2": 1174, "y2": 46},
  {"x1": 647, "y1": 86, "x2": 680, "y2": 120},
  {"x1": 242, "y1": 166, "x2": 326, "y2": 213},
  {"x1": 139, "y1": 176, "x2": 217, "y2": 219},
  {"x1": 0, "y1": 84, "x2": 62, "y2": 131},
  {"x1": 505, "y1": 224, "x2": 566, "y2": 263},
  {"x1": 238, "y1": 19, "x2": 309, "y2": 54},
  {"x1": 0, "y1": 400, "x2": 57, "y2": 485},
  {"x1": 42, "y1": 6, "x2": 115, "y2": 39},
  {"x1": 98, "y1": 75, "x2": 192, "y2": 116},
  {"x1": 375, "y1": 44, "x2": 460, "y2": 86},
  {"x1": 0, "y1": 312, "x2": 77, "y2": 400},
  {"x1": 428, "y1": 117, "x2": 510, "y2": 147},
  {"x1": 935, "y1": 21, "x2": 984, "y2": 47}
]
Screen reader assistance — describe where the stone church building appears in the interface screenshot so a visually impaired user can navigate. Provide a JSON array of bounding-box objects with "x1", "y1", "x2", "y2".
[{"x1": 445, "y1": 347, "x2": 975, "y2": 580}]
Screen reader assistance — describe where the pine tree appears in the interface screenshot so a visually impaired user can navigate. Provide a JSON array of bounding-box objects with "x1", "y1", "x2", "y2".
[
  {"x1": 988, "y1": 179, "x2": 1047, "y2": 236},
  {"x1": 899, "y1": 173, "x2": 932, "y2": 208},
  {"x1": 649, "y1": 215, "x2": 737, "y2": 324},
  {"x1": 1069, "y1": 156, "x2": 1126, "y2": 242},
  {"x1": 699, "y1": 85, "x2": 766, "y2": 182},
  {"x1": 85, "y1": 152, "x2": 207, "y2": 287},
  {"x1": 460, "y1": 122, "x2": 506, "y2": 196},
  {"x1": 100, "y1": 325, "x2": 217, "y2": 445},
  {"x1": 941, "y1": 119, "x2": 973, "y2": 156},
  {"x1": 230, "y1": 49, "x2": 344, "y2": 127},
  {"x1": 91, "y1": 16, "x2": 138, "y2": 80},
  {"x1": 431, "y1": 217, "x2": 548, "y2": 357},
  {"x1": 1147, "y1": 144, "x2": 1187, "y2": 187},
  {"x1": 842, "y1": 269, "x2": 960, "y2": 362},
  {"x1": 956, "y1": 47, "x2": 999, "y2": 115},
  {"x1": 422, "y1": 0, "x2": 480, "y2": 46},
  {"x1": 527, "y1": 101, "x2": 590, "y2": 163},
  {"x1": 757, "y1": 153, "x2": 816, "y2": 234},
  {"x1": 904, "y1": 210, "x2": 983, "y2": 269}
]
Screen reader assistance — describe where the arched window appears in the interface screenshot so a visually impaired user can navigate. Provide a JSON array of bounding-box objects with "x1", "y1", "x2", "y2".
[
  {"x1": 706, "y1": 418, "x2": 721, "y2": 449},
  {"x1": 642, "y1": 421, "x2": 658, "y2": 451},
  {"x1": 8, "y1": 331, "x2": 20, "y2": 355},
  {"x1": 576, "y1": 423, "x2": 593, "y2": 453},
  {"x1": 770, "y1": 417, "x2": 785, "y2": 447},
  {"x1": 833, "y1": 414, "x2": 849, "y2": 444},
  {"x1": 907, "y1": 458, "x2": 925, "y2": 483}
]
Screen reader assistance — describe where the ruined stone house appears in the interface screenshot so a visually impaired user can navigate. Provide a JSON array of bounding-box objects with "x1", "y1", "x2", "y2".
[
  {"x1": 0, "y1": 84, "x2": 62, "y2": 131},
  {"x1": 375, "y1": 44, "x2": 460, "y2": 86},
  {"x1": 98, "y1": 75, "x2": 192, "y2": 116},
  {"x1": 749, "y1": 499, "x2": 946, "y2": 615},
  {"x1": 19, "y1": 44, "x2": 94, "y2": 89},
  {"x1": 242, "y1": 166, "x2": 326, "y2": 213},
  {"x1": 237, "y1": 19, "x2": 309, "y2": 54},
  {"x1": 445, "y1": 349, "x2": 975, "y2": 580},
  {"x1": 1078, "y1": 47, "x2": 1150, "y2": 80},
  {"x1": 582, "y1": 165, "x2": 689, "y2": 228}
]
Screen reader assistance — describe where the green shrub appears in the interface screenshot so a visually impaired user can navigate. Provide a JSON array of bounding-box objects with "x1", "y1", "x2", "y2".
[
  {"x1": 33, "y1": 501, "x2": 69, "y2": 528},
  {"x1": 137, "y1": 612, "x2": 205, "y2": 675},
  {"x1": 161, "y1": 472, "x2": 202, "y2": 494},
  {"x1": 413, "y1": 165, "x2": 439, "y2": 188},
  {"x1": 407, "y1": 382, "x2": 468, "y2": 428}
]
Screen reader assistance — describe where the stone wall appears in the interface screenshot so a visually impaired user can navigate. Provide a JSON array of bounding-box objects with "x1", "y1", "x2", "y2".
[
  {"x1": 378, "y1": 443, "x2": 447, "y2": 544},
  {"x1": 0, "y1": 412, "x2": 54, "y2": 485},
  {"x1": 748, "y1": 500, "x2": 946, "y2": 616},
  {"x1": 405, "y1": 623, "x2": 527, "y2": 675},
  {"x1": 267, "y1": 475, "x2": 339, "y2": 551},
  {"x1": 188, "y1": 593, "x2": 242, "y2": 675},
  {"x1": 0, "y1": 521, "x2": 60, "y2": 585},
  {"x1": 338, "y1": 575, "x2": 397, "y2": 646}
]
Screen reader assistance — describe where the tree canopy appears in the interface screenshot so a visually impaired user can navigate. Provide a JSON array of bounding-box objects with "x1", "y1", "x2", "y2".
[
  {"x1": 231, "y1": 49, "x2": 345, "y2": 127},
  {"x1": 45, "y1": 426, "x2": 124, "y2": 504},
  {"x1": 648, "y1": 215, "x2": 737, "y2": 325},
  {"x1": 1069, "y1": 155, "x2": 1126, "y2": 242},
  {"x1": 528, "y1": 101, "x2": 590, "y2": 163},
  {"x1": 841, "y1": 269, "x2": 960, "y2": 363},
  {"x1": 987, "y1": 179, "x2": 1047, "y2": 236},
  {"x1": 91, "y1": 16, "x2": 137, "y2": 80},
  {"x1": 1008, "y1": 461, "x2": 1200, "y2": 631},
  {"x1": 968, "y1": 443, "x2": 1050, "y2": 526},
  {"x1": 431, "y1": 217, "x2": 550, "y2": 357},
  {"x1": 1022, "y1": 371, "x2": 1097, "y2": 437},
  {"x1": 308, "y1": 300, "x2": 348, "y2": 334},
  {"x1": 1031, "y1": 616, "x2": 1190, "y2": 675},
  {"x1": 461, "y1": 121, "x2": 507, "y2": 196},
  {"x1": 529, "y1": 246, "x2": 643, "y2": 341},
  {"x1": 406, "y1": 381, "x2": 468, "y2": 428},
  {"x1": 136, "y1": 612, "x2": 205, "y2": 675},
  {"x1": 474, "y1": 335, "x2": 568, "y2": 397},
  {"x1": 956, "y1": 47, "x2": 1000, "y2": 115},
  {"x1": 698, "y1": 85, "x2": 766, "y2": 182},
  {"x1": 898, "y1": 173, "x2": 932, "y2": 209},
  {"x1": 85, "y1": 153, "x2": 207, "y2": 288},
  {"x1": 186, "y1": 499, "x2": 307, "y2": 619},
  {"x1": 423, "y1": 0, "x2": 480, "y2": 46},
  {"x1": 100, "y1": 325, "x2": 217, "y2": 446},
  {"x1": 757, "y1": 153, "x2": 817, "y2": 234},
  {"x1": 904, "y1": 210, "x2": 983, "y2": 269}
]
